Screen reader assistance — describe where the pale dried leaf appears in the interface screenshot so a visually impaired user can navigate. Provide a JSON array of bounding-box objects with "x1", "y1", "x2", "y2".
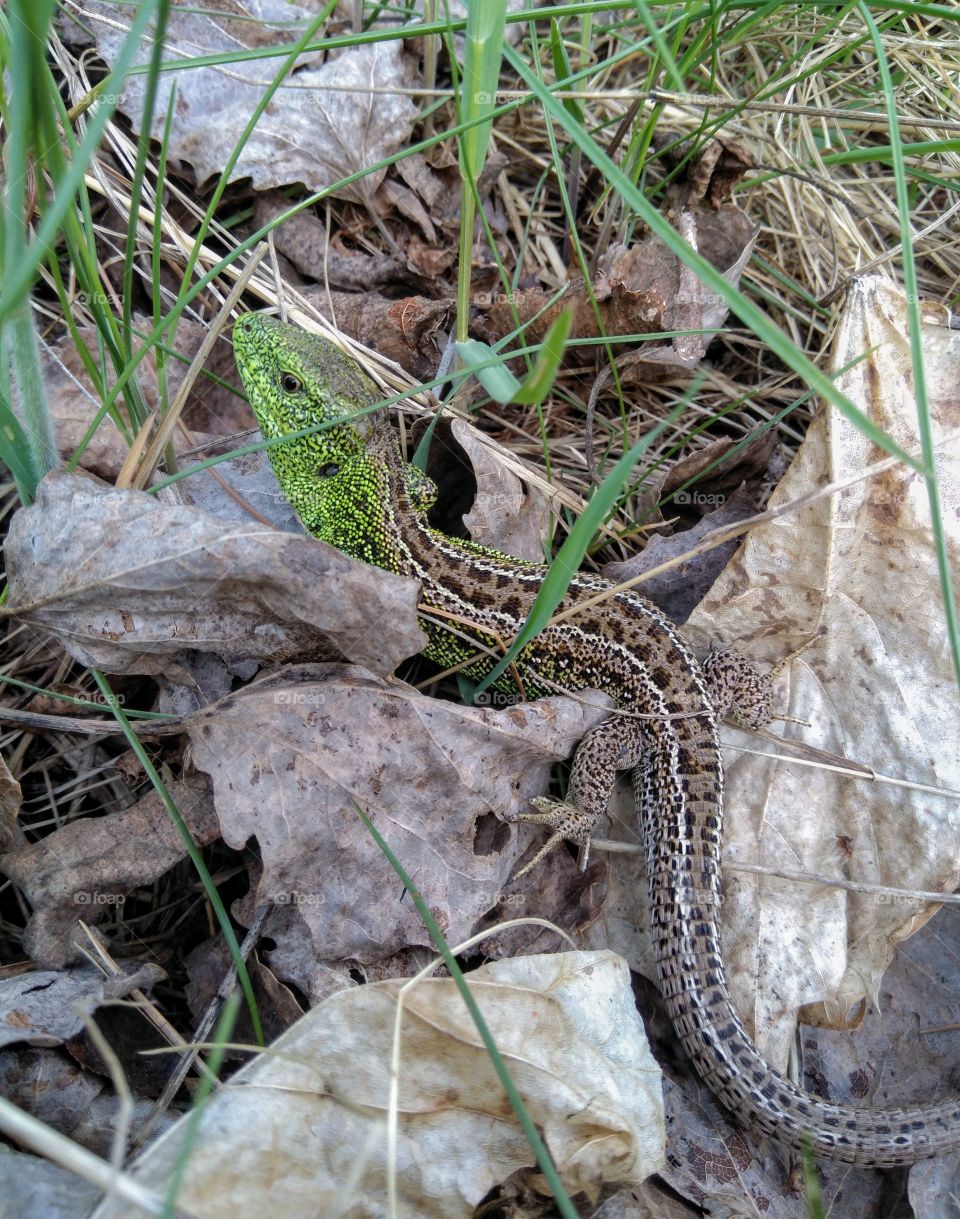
[
  {"x1": 453, "y1": 418, "x2": 551, "y2": 561},
  {"x1": 185, "y1": 663, "x2": 610, "y2": 965},
  {"x1": 76, "y1": 3, "x2": 417, "y2": 198},
  {"x1": 0, "y1": 963, "x2": 163, "y2": 1049},
  {"x1": 908, "y1": 1149, "x2": 960, "y2": 1219},
  {"x1": 3, "y1": 471, "x2": 425, "y2": 679},
  {"x1": 89, "y1": 952, "x2": 664, "y2": 1219},
  {"x1": 0, "y1": 1145, "x2": 100, "y2": 1219},
  {"x1": 676, "y1": 275, "x2": 960, "y2": 1066},
  {"x1": 182, "y1": 447, "x2": 301, "y2": 534}
]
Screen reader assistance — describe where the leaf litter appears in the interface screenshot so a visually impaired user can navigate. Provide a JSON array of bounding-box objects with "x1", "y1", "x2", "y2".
[{"x1": 3, "y1": 9, "x2": 959, "y2": 1216}]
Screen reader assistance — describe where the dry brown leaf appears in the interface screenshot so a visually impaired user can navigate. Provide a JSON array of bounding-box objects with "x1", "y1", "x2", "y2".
[
  {"x1": 3, "y1": 471, "x2": 425, "y2": 679},
  {"x1": 301, "y1": 284, "x2": 454, "y2": 381},
  {"x1": 1, "y1": 773, "x2": 219, "y2": 968},
  {"x1": 89, "y1": 952, "x2": 664, "y2": 1219},
  {"x1": 184, "y1": 937, "x2": 303, "y2": 1048},
  {"x1": 660, "y1": 432, "x2": 776, "y2": 511},
  {"x1": 185, "y1": 663, "x2": 610, "y2": 966},
  {"x1": 72, "y1": 3, "x2": 417, "y2": 198},
  {"x1": 477, "y1": 209, "x2": 756, "y2": 376},
  {"x1": 253, "y1": 193, "x2": 414, "y2": 288},
  {"x1": 377, "y1": 178, "x2": 437, "y2": 243},
  {"x1": 38, "y1": 319, "x2": 239, "y2": 479},
  {"x1": 602, "y1": 485, "x2": 757, "y2": 625}
]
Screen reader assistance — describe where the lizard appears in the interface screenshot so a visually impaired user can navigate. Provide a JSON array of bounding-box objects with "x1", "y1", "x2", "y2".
[{"x1": 231, "y1": 310, "x2": 960, "y2": 1166}]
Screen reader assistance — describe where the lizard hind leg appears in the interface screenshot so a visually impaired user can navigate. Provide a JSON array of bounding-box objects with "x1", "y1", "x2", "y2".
[{"x1": 701, "y1": 648, "x2": 776, "y2": 730}]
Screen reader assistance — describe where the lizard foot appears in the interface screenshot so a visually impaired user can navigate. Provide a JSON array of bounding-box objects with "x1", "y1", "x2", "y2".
[{"x1": 512, "y1": 796, "x2": 600, "y2": 880}]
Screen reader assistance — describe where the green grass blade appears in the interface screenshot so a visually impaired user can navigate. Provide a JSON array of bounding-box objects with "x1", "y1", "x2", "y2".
[
  {"x1": 455, "y1": 340, "x2": 523, "y2": 401},
  {"x1": 455, "y1": 0, "x2": 508, "y2": 343},
  {"x1": 502, "y1": 41, "x2": 923, "y2": 474},
  {"x1": 857, "y1": 2, "x2": 960, "y2": 688},
  {"x1": 549, "y1": 18, "x2": 584, "y2": 125},
  {"x1": 355, "y1": 804, "x2": 579, "y2": 1219},
  {"x1": 459, "y1": 0, "x2": 509, "y2": 181},
  {"x1": 91, "y1": 671, "x2": 264, "y2": 1047},
  {"x1": 161, "y1": 993, "x2": 240, "y2": 1219},
  {"x1": 122, "y1": 0, "x2": 173, "y2": 359},
  {"x1": 474, "y1": 402, "x2": 687, "y2": 698},
  {"x1": 455, "y1": 309, "x2": 573, "y2": 405},
  {"x1": 0, "y1": 0, "x2": 160, "y2": 323}
]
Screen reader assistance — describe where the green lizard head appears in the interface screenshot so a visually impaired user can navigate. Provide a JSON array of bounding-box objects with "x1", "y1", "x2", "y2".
[{"x1": 232, "y1": 312, "x2": 436, "y2": 565}]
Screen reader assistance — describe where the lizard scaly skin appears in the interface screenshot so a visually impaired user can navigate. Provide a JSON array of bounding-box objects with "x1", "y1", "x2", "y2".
[{"x1": 232, "y1": 312, "x2": 960, "y2": 1166}]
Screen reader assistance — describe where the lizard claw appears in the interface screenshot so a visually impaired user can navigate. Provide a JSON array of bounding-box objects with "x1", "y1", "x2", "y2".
[{"x1": 512, "y1": 796, "x2": 599, "y2": 879}]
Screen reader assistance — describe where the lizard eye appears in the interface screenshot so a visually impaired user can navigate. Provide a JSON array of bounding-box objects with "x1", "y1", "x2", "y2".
[
  {"x1": 319, "y1": 464, "x2": 340, "y2": 478},
  {"x1": 281, "y1": 372, "x2": 303, "y2": 394}
]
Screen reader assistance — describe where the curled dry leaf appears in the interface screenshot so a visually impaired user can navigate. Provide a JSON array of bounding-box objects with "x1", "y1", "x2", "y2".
[
  {"x1": 2, "y1": 471, "x2": 425, "y2": 679},
  {"x1": 451, "y1": 417, "x2": 552, "y2": 562},
  {"x1": 602, "y1": 484, "x2": 758, "y2": 626},
  {"x1": 1, "y1": 773, "x2": 219, "y2": 968},
  {"x1": 89, "y1": 952, "x2": 664, "y2": 1219},
  {"x1": 185, "y1": 663, "x2": 611, "y2": 966},
  {"x1": 0, "y1": 963, "x2": 164, "y2": 1050},
  {"x1": 73, "y1": 3, "x2": 417, "y2": 198},
  {"x1": 477, "y1": 208, "x2": 756, "y2": 377},
  {"x1": 301, "y1": 284, "x2": 454, "y2": 381},
  {"x1": 253, "y1": 193, "x2": 418, "y2": 288},
  {"x1": 669, "y1": 275, "x2": 960, "y2": 1068}
]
